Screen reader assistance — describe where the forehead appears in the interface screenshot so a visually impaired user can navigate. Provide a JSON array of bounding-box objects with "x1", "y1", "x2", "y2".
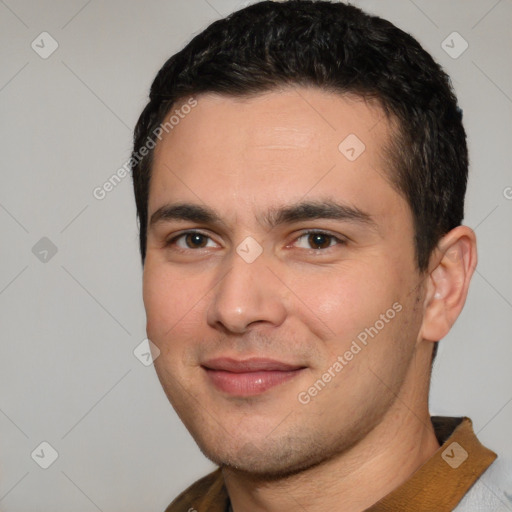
[
  {"x1": 148, "y1": 87, "x2": 404, "y2": 226},
  {"x1": 153, "y1": 87, "x2": 390, "y2": 162}
]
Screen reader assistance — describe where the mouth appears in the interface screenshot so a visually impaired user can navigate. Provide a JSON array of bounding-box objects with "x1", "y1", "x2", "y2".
[{"x1": 201, "y1": 357, "x2": 307, "y2": 397}]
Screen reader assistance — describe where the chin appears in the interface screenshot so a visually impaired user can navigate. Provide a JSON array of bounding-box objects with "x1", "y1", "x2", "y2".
[{"x1": 195, "y1": 430, "x2": 332, "y2": 481}]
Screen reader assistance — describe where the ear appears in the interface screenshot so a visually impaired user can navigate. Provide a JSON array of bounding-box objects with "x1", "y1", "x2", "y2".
[{"x1": 419, "y1": 226, "x2": 477, "y2": 343}]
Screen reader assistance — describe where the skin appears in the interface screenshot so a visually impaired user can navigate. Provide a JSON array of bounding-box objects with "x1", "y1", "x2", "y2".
[{"x1": 143, "y1": 87, "x2": 477, "y2": 511}]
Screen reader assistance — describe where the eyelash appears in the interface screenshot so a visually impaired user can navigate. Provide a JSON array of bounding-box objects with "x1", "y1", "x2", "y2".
[{"x1": 165, "y1": 230, "x2": 347, "y2": 252}]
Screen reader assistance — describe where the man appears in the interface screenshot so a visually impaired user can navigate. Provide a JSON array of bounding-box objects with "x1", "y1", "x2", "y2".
[{"x1": 130, "y1": 1, "x2": 509, "y2": 510}]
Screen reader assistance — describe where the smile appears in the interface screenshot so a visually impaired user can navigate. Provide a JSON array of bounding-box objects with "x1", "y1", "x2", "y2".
[{"x1": 202, "y1": 357, "x2": 306, "y2": 396}]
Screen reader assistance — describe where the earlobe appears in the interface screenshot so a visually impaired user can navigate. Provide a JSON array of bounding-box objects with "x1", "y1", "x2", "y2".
[{"x1": 419, "y1": 226, "x2": 477, "y2": 343}]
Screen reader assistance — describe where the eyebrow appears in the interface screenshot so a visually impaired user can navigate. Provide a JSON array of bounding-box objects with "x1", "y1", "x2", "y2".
[{"x1": 148, "y1": 199, "x2": 378, "y2": 232}]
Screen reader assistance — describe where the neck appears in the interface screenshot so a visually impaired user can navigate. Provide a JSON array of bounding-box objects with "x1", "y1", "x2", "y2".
[{"x1": 223, "y1": 355, "x2": 440, "y2": 512}]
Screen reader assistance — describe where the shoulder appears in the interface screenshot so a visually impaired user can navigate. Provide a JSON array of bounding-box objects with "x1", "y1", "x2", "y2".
[
  {"x1": 454, "y1": 455, "x2": 512, "y2": 511},
  {"x1": 164, "y1": 468, "x2": 228, "y2": 512}
]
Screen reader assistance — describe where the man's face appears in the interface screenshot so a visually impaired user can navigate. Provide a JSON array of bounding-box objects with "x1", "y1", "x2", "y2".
[{"x1": 143, "y1": 87, "x2": 428, "y2": 476}]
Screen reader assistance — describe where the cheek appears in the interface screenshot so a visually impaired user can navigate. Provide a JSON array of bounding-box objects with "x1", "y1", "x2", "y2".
[
  {"x1": 293, "y1": 265, "x2": 392, "y2": 334},
  {"x1": 312, "y1": 280, "x2": 362, "y2": 320},
  {"x1": 291, "y1": 261, "x2": 414, "y2": 375},
  {"x1": 143, "y1": 260, "x2": 219, "y2": 360},
  {"x1": 143, "y1": 263, "x2": 193, "y2": 343}
]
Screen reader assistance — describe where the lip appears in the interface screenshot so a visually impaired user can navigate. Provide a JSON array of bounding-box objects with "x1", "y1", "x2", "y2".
[{"x1": 202, "y1": 357, "x2": 306, "y2": 396}]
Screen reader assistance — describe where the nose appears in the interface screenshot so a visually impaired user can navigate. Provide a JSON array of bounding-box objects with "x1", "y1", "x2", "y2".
[{"x1": 206, "y1": 247, "x2": 287, "y2": 334}]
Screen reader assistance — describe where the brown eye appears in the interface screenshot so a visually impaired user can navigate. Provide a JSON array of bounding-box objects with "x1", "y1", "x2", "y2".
[
  {"x1": 184, "y1": 233, "x2": 208, "y2": 248},
  {"x1": 308, "y1": 233, "x2": 333, "y2": 249},
  {"x1": 166, "y1": 231, "x2": 217, "y2": 250},
  {"x1": 293, "y1": 230, "x2": 346, "y2": 251}
]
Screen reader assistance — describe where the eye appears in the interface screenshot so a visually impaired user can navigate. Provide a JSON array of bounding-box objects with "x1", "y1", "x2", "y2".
[
  {"x1": 164, "y1": 230, "x2": 345, "y2": 252},
  {"x1": 166, "y1": 231, "x2": 218, "y2": 250},
  {"x1": 293, "y1": 230, "x2": 346, "y2": 250}
]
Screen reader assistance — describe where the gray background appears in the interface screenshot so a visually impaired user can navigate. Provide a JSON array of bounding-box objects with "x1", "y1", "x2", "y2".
[{"x1": 0, "y1": 0, "x2": 511, "y2": 510}]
